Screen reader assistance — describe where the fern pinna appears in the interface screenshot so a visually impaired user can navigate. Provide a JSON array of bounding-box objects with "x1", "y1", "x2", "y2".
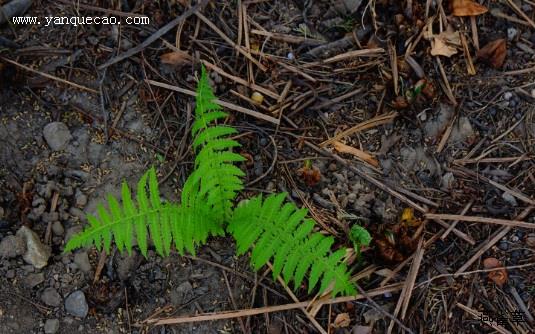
[
  {"x1": 65, "y1": 65, "x2": 356, "y2": 297},
  {"x1": 228, "y1": 193, "x2": 356, "y2": 296}
]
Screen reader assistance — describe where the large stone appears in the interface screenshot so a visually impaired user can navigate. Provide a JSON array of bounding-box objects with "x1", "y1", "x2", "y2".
[
  {"x1": 43, "y1": 122, "x2": 72, "y2": 151},
  {"x1": 65, "y1": 290, "x2": 88, "y2": 318},
  {"x1": 16, "y1": 226, "x2": 51, "y2": 269}
]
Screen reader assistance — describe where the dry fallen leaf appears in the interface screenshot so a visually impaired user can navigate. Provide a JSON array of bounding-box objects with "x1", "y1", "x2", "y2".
[
  {"x1": 297, "y1": 163, "x2": 321, "y2": 187},
  {"x1": 333, "y1": 313, "x2": 351, "y2": 328},
  {"x1": 333, "y1": 141, "x2": 380, "y2": 168},
  {"x1": 431, "y1": 37, "x2": 458, "y2": 57},
  {"x1": 160, "y1": 50, "x2": 192, "y2": 67},
  {"x1": 400, "y1": 207, "x2": 422, "y2": 227},
  {"x1": 375, "y1": 238, "x2": 405, "y2": 263},
  {"x1": 476, "y1": 39, "x2": 506, "y2": 69},
  {"x1": 451, "y1": 0, "x2": 488, "y2": 16},
  {"x1": 483, "y1": 257, "x2": 508, "y2": 287},
  {"x1": 430, "y1": 28, "x2": 461, "y2": 57},
  {"x1": 392, "y1": 96, "x2": 410, "y2": 109}
]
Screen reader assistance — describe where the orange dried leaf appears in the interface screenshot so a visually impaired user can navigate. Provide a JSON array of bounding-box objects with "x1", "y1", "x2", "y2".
[
  {"x1": 483, "y1": 257, "x2": 508, "y2": 287},
  {"x1": 333, "y1": 313, "x2": 351, "y2": 328},
  {"x1": 476, "y1": 39, "x2": 506, "y2": 69},
  {"x1": 160, "y1": 50, "x2": 192, "y2": 66},
  {"x1": 332, "y1": 141, "x2": 379, "y2": 168},
  {"x1": 451, "y1": 0, "x2": 488, "y2": 16},
  {"x1": 400, "y1": 207, "x2": 422, "y2": 227}
]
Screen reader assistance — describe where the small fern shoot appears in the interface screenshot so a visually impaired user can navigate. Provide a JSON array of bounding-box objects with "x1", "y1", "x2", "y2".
[{"x1": 228, "y1": 193, "x2": 356, "y2": 296}]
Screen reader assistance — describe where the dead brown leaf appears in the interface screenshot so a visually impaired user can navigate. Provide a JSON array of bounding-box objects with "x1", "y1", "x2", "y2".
[
  {"x1": 451, "y1": 0, "x2": 488, "y2": 16},
  {"x1": 483, "y1": 257, "x2": 508, "y2": 287},
  {"x1": 160, "y1": 50, "x2": 192, "y2": 67},
  {"x1": 476, "y1": 39, "x2": 506, "y2": 68},
  {"x1": 375, "y1": 238, "x2": 405, "y2": 263},
  {"x1": 297, "y1": 164, "x2": 321, "y2": 187},
  {"x1": 392, "y1": 96, "x2": 410, "y2": 109},
  {"x1": 430, "y1": 28, "x2": 461, "y2": 57},
  {"x1": 333, "y1": 313, "x2": 351, "y2": 328},
  {"x1": 332, "y1": 141, "x2": 380, "y2": 168}
]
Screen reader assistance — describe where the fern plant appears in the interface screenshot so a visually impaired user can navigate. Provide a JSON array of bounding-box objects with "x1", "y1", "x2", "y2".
[{"x1": 65, "y1": 65, "x2": 357, "y2": 297}]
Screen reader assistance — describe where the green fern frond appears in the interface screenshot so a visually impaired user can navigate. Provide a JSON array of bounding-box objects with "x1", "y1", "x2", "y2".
[
  {"x1": 64, "y1": 167, "x2": 219, "y2": 257},
  {"x1": 181, "y1": 65, "x2": 245, "y2": 222},
  {"x1": 228, "y1": 193, "x2": 356, "y2": 297}
]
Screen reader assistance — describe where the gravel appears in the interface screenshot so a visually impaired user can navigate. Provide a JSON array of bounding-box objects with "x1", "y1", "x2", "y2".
[
  {"x1": 64, "y1": 290, "x2": 88, "y2": 318},
  {"x1": 0, "y1": 235, "x2": 26, "y2": 258},
  {"x1": 24, "y1": 272, "x2": 45, "y2": 288},
  {"x1": 44, "y1": 319, "x2": 60, "y2": 334},
  {"x1": 43, "y1": 122, "x2": 72, "y2": 151}
]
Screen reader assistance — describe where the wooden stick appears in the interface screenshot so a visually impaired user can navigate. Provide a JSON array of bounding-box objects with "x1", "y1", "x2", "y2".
[
  {"x1": 320, "y1": 112, "x2": 398, "y2": 147},
  {"x1": 201, "y1": 60, "x2": 279, "y2": 99},
  {"x1": 454, "y1": 206, "x2": 533, "y2": 275},
  {"x1": 504, "y1": 0, "x2": 535, "y2": 29},
  {"x1": 440, "y1": 200, "x2": 473, "y2": 240},
  {"x1": 0, "y1": 57, "x2": 98, "y2": 94},
  {"x1": 145, "y1": 284, "x2": 403, "y2": 325},
  {"x1": 322, "y1": 48, "x2": 385, "y2": 63},
  {"x1": 146, "y1": 79, "x2": 280, "y2": 125},
  {"x1": 98, "y1": 1, "x2": 204, "y2": 69},
  {"x1": 425, "y1": 213, "x2": 533, "y2": 229},
  {"x1": 195, "y1": 12, "x2": 267, "y2": 71},
  {"x1": 250, "y1": 29, "x2": 324, "y2": 45}
]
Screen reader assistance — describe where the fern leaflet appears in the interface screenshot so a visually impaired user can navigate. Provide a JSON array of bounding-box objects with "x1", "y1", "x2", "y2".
[
  {"x1": 228, "y1": 193, "x2": 356, "y2": 296},
  {"x1": 181, "y1": 66, "x2": 245, "y2": 223}
]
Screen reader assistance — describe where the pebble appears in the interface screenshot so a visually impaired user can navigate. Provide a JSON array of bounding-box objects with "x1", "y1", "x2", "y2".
[
  {"x1": 65, "y1": 290, "x2": 89, "y2": 318},
  {"x1": 25, "y1": 272, "x2": 45, "y2": 288},
  {"x1": 16, "y1": 226, "x2": 51, "y2": 269},
  {"x1": 41, "y1": 287, "x2": 62, "y2": 307},
  {"x1": 170, "y1": 281, "x2": 193, "y2": 305},
  {"x1": 6, "y1": 269, "x2": 15, "y2": 279},
  {"x1": 44, "y1": 319, "x2": 60, "y2": 334},
  {"x1": 74, "y1": 189, "x2": 88, "y2": 208},
  {"x1": 43, "y1": 122, "x2": 72, "y2": 151},
  {"x1": 73, "y1": 251, "x2": 91, "y2": 273},
  {"x1": 0, "y1": 235, "x2": 26, "y2": 258},
  {"x1": 507, "y1": 27, "x2": 518, "y2": 41},
  {"x1": 498, "y1": 241, "x2": 509, "y2": 251},
  {"x1": 503, "y1": 92, "x2": 513, "y2": 100},
  {"x1": 51, "y1": 221, "x2": 64, "y2": 236},
  {"x1": 502, "y1": 192, "x2": 518, "y2": 206}
]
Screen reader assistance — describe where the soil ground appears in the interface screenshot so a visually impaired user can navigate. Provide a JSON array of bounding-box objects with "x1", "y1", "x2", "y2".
[{"x1": 0, "y1": 0, "x2": 534, "y2": 333}]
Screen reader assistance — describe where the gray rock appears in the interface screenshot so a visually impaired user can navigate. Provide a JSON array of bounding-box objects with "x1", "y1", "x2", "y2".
[
  {"x1": 42, "y1": 211, "x2": 59, "y2": 223},
  {"x1": 32, "y1": 204, "x2": 46, "y2": 217},
  {"x1": 44, "y1": 319, "x2": 60, "y2": 334},
  {"x1": 41, "y1": 287, "x2": 62, "y2": 307},
  {"x1": 16, "y1": 226, "x2": 51, "y2": 269},
  {"x1": 65, "y1": 290, "x2": 88, "y2": 318},
  {"x1": 52, "y1": 221, "x2": 64, "y2": 236},
  {"x1": 0, "y1": 235, "x2": 26, "y2": 258},
  {"x1": 74, "y1": 251, "x2": 91, "y2": 273},
  {"x1": 25, "y1": 272, "x2": 45, "y2": 288},
  {"x1": 69, "y1": 207, "x2": 85, "y2": 220},
  {"x1": 74, "y1": 189, "x2": 88, "y2": 208},
  {"x1": 502, "y1": 192, "x2": 518, "y2": 206},
  {"x1": 116, "y1": 251, "x2": 139, "y2": 281},
  {"x1": 43, "y1": 122, "x2": 72, "y2": 151}
]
